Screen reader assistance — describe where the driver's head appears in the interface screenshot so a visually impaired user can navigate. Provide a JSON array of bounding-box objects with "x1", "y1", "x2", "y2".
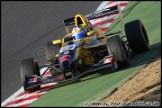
[{"x1": 72, "y1": 25, "x2": 87, "y2": 40}]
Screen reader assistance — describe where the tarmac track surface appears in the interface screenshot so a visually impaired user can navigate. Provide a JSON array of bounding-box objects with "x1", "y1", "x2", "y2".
[{"x1": 1, "y1": 1, "x2": 102, "y2": 103}]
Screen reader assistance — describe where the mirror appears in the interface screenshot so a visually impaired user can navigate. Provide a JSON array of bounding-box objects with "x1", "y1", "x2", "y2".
[{"x1": 87, "y1": 31, "x2": 95, "y2": 36}]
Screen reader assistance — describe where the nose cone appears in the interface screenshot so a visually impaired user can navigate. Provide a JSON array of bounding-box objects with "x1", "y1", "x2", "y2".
[
  {"x1": 60, "y1": 60, "x2": 70, "y2": 70},
  {"x1": 60, "y1": 55, "x2": 71, "y2": 70}
]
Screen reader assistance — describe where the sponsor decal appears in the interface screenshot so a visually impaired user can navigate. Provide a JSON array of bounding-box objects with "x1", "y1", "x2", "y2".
[
  {"x1": 61, "y1": 55, "x2": 71, "y2": 62},
  {"x1": 104, "y1": 57, "x2": 113, "y2": 64},
  {"x1": 60, "y1": 45, "x2": 76, "y2": 53}
]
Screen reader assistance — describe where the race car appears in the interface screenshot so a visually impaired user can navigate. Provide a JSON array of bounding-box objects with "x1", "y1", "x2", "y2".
[{"x1": 20, "y1": 5, "x2": 149, "y2": 91}]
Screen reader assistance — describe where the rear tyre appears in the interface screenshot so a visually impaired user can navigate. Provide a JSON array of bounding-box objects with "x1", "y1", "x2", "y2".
[
  {"x1": 46, "y1": 42, "x2": 61, "y2": 63},
  {"x1": 106, "y1": 35, "x2": 130, "y2": 68},
  {"x1": 125, "y1": 19, "x2": 149, "y2": 54},
  {"x1": 20, "y1": 58, "x2": 40, "y2": 91}
]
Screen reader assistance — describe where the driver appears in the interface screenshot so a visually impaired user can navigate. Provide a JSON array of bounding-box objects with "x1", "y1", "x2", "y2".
[{"x1": 71, "y1": 25, "x2": 87, "y2": 40}]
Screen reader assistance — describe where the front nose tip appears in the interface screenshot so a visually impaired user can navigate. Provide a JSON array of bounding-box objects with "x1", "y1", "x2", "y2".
[{"x1": 60, "y1": 60, "x2": 70, "y2": 70}]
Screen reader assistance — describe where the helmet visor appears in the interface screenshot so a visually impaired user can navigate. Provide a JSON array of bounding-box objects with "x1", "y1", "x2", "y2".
[{"x1": 72, "y1": 30, "x2": 86, "y2": 40}]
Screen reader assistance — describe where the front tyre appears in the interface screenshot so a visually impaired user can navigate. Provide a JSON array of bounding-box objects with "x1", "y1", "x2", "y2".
[
  {"x1": 106, "y1": 35, "x2": 130, "y2": 68},
  {"x1": 20, "y1": 58, "x2": 40, "y2": 91}
]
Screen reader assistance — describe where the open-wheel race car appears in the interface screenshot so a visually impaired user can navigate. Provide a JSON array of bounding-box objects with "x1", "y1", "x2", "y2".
[{"x1": 20, "y1": 5, "x2": 149, "y2": 92}]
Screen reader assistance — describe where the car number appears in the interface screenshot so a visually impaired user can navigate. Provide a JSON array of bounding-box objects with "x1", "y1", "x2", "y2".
[{"x1": 59, "y1": 45, "x2": 76, "y2": 53}]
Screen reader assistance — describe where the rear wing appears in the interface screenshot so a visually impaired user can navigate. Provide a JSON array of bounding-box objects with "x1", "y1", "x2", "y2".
[
  {"x1": 64, "y1": 17, "x2": 75, "y2": 26},
  {"x1": 85, "y1": 6, "x2": 119, "y2": 20},
  {"x1": 63, "y1": 5, "x2": 119, "y2": 26}
]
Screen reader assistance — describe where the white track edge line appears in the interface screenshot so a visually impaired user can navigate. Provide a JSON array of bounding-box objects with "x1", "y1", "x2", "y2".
[{"x1": 1, "y1": 67, "x2": 48, "y2": 107}]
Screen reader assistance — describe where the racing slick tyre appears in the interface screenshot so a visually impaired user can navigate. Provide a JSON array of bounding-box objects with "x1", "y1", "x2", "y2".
[
  {"x1": 106, "y1": 35, "x2": 130, "y2": 68},
  {"x1": 125, "y1": 19, "x2": 150, "y2": 54},
  {"x1": 20, "y1": 58, "x2": 40, "y2": 91},
  {"x1": 46, "y1": 42, "x2": 61, "y2": 64}
]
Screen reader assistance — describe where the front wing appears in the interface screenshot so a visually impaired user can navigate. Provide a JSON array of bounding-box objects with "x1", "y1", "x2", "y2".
[{"x1": 26, "y1": 55, "x2": 118, "y2": 90}]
